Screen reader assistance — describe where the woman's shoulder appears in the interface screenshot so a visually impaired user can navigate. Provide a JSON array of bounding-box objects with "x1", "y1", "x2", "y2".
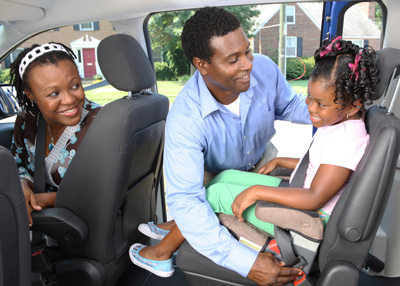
[{"x1": 84, "y1": 99, "x2": 102, "y2": 113}]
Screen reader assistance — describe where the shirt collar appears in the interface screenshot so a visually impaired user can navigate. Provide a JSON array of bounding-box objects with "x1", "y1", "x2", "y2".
[{"x1": 197, "y1": 71, "x2": 259, "y2": 119}]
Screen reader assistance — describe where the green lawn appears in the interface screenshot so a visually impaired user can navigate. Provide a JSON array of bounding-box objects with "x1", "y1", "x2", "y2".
[{"x1": 85, "y1": 79, "x2": 308, "y2": 106}]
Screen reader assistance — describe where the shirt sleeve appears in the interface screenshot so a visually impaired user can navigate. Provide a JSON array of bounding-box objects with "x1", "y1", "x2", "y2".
[
  {"x1": 11, "y1": 114, "x2": 34, "y2": 183},
  {"x1": 164, "y1": 117, "x2": 259, "y2": 277}
]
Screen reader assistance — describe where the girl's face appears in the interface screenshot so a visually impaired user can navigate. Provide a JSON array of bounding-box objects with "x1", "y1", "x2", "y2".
[
  {"x1": 306, "y1": 79, "x2": 355, "y2": 128},
  {"x1": 25, "y1": 59, "x2": 85, "y2": 130}
]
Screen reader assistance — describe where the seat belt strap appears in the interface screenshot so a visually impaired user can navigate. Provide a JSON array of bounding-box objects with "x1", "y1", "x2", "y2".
[
  {"x1": 289, "y1": 148, "x2": 310, "y2": 188},
  {"x1": 33, "y1": 114, "x2": 46, "y2": 194},
  {"x1": 274, "y1": 225, "x2": 301, "y2": 267}
]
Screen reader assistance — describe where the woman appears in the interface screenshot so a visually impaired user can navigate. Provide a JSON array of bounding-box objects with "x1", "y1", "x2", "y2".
[{"x1": 10, "y1": 43, "x2": 101, "y2": 226}]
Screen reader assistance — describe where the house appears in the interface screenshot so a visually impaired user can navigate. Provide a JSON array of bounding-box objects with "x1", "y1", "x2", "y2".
[
  {"x1": 3, "y1": 21, "x2": 116, "y2": 79},
  {"x1": 252, "y1": 2, "x2": 381, "y2": 60}
]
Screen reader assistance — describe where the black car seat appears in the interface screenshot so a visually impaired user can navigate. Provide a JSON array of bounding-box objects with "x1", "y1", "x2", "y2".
[
  {"x1": 176, "y1": 47, "x2": 400, "y2": 286},
  {"x1": 30, "y1": 34, "x2": 169, "y2": 286},
  {"x1": 0, "y1": 145, "x2": 31, "y2": 286}
]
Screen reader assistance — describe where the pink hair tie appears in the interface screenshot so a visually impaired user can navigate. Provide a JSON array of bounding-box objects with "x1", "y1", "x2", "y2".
[
  {"x1": 349, "y1": 51, "x2": 362, "y2": 81},
  {"x1": 319, "y1": 36, "x2": 342, "y2": 57}
]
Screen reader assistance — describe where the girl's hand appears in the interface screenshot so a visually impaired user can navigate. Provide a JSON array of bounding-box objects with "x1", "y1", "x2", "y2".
[
  {"x1": 257, "y1": 159, "x2": 278, "y2": 175},
  {"x1": 231, "y1": 186, "x2": 258, "y2": 222},
  {"x1": 21, "y1": 182, "x2": 42, "y2": 226}
]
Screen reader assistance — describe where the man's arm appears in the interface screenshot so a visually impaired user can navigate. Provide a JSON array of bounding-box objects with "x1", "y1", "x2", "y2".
[
  {"x1": 272, "y1": 63, "x2": 311, "y2": 125},
  {"x1": 164, "y1": 118, "x2": 259, "y2": 277}
]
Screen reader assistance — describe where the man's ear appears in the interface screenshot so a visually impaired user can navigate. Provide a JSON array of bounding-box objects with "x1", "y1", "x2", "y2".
[{"x1": 193, "y1": 57, "x2": 208, "y2": 75}]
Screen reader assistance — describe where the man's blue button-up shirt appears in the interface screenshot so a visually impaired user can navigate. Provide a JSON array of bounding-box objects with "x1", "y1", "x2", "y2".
[{"x1": 164, "y1": 54, "x2": 310, "y2": 277}]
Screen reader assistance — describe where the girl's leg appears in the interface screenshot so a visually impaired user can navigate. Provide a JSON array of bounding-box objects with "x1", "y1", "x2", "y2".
[
  {"x1": 139, "y1": 225, "x2": 185, "y2": 261},
  {"x1": 206, "y1": 169, "x2": 281, "y2": 188},
  {"x1": 206, "y1": 182, "x2": 277, "y2": 235}
]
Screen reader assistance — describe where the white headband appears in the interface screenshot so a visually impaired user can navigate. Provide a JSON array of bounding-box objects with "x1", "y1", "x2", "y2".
[{"x1": 19, "y1": 43, "x2": 69, "y2": 79}]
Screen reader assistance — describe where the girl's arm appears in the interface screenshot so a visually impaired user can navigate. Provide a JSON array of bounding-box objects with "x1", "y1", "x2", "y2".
[
  {"x1": 232, "y1": 164, "x2": 352, "y2": 222},
  {"x1": 257, "y1": 157, "x2": 300, "y2": 175}
]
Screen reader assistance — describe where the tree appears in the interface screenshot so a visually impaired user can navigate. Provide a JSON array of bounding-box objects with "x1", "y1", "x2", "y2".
[
  {"x1": 149, "y1": 6, "x2": 261, "y2": 78},
  {"x1": 375, "y1": 3, "x2": 383, "y2": 30}
]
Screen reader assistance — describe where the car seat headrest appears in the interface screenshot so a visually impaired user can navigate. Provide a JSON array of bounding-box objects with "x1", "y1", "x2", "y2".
[
  {"x1": 372, "y1": 47, "x2": 400, "y2": 100},
  {"x1": 97, "y1": 34, "x2": 156, "y2": 93}
]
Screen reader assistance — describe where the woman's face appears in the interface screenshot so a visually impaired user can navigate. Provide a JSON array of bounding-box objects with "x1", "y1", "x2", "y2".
[{"x1": 25, "y1": 59, "x2": 85, "y2": 130}]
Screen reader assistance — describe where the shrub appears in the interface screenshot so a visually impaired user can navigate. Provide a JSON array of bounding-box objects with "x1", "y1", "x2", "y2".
[
  {"x1": 0, "y1": 69, "x2": 11, "y2": 84},
  {"x1": 286, "y1": 57, "x2": 314, "y2": 80},
  {"x1": 154, "y1": 62, "x2": 176, "y2": 81},
  {"x1": 93, "y1": 74, "x2": 103, "y2": 81},
  {"x1": 177, "y1": 74, "x2": 191, "y2": 83}
]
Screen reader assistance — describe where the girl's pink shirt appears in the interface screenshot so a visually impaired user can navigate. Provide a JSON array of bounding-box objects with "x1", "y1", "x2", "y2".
[{"x1": 290, "y1": 119, "x2": 369, "y2": 215}]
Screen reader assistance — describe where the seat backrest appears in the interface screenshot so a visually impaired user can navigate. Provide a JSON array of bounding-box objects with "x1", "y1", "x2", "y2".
[
  {"x1": 0, "y1": 146, "x2": 31, "y2": 286},
  {"x1": 53, "y1": 34, "x2": 169, "y2": 283},
  {"x1": 318, "y1": 105, "x2": 400, "y2": 272}
]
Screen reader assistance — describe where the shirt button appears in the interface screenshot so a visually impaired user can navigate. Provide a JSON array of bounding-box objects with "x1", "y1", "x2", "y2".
[
  {"x1": 248, "y1": 163, "x2": 252, "y2": 166},
  {"x1": 247, "y1": 151, "x2": 250, "y2": 155},
  {"x1": 244, "y1": 136, "x2": 247, "y2": 140}
]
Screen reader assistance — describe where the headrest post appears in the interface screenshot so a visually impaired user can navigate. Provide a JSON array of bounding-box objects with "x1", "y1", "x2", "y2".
[
  {"x1": 380, "y1": 67, "x2": 397, "y2": 107},
  {"x1": 388, "y1": 77, "x2": 400, "y2": 114},
  {"x1": 128, "y1": 91, "x2": 133, "y2": 98}
]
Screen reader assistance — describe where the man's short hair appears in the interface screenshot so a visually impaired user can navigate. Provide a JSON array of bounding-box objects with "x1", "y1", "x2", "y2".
[{"x1": 181, "y1": 7, "x2": 241, "y2": 64}]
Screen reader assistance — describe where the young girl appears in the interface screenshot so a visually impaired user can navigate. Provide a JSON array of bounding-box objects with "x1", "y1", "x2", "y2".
[{"x1": 129, "y1": 37, "x2": 378, "y2": 277}]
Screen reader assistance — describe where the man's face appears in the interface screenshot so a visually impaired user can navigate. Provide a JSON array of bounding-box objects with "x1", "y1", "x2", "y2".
[{"x1": 199, "y1": 27, "x2": 254, "y2": 105}]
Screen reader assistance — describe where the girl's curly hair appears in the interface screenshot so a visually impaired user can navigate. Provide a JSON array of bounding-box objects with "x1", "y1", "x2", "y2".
[
  {"x1": 9, "y1": 42, "x2": 77, "y2": 113},
  {"x1": 311, "y1": 37, "x2": 379, "y2": 113}
]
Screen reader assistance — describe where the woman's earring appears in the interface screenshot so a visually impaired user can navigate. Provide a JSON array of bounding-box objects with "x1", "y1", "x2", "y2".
[{"x1": 346, "y1": 113, "x2": 349, "y2": 119}]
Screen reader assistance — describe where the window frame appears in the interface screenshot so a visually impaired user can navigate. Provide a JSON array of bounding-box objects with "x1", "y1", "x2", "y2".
[
  {"x1": 79, "y1": 22, "x2": 94, "y2": 31},
  {"x1": 286, "y1": 36, "x2": 297, "y2": 58},
  {"x1": 286, "y1": 5, "x2": 296, "y2": 25}
]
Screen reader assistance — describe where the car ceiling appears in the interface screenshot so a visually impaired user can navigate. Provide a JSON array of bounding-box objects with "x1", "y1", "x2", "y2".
[{"x1": 0, "y1": 0, "x2": 347, "y2": 58}]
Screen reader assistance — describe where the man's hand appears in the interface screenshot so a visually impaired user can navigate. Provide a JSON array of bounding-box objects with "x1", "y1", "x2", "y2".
[{"x1": 247, "y1": 252, "x2": 303, "y2": 285}]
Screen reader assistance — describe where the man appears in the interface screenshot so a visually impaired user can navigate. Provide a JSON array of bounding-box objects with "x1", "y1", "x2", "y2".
[{"x1": 165, "y1": 7, "x2": 309, "y2": 285}]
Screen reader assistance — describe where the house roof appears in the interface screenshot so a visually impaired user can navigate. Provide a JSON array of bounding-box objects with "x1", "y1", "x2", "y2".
[
  {"x1": 253, "y1": 3, "x2": 380, "y2": 39},
  {"x1": 298, "y1": 2, "x2": 323, "y2": 29},
  {"x1": 342, "y1": 4, "x2": 381, "y2": 39}
]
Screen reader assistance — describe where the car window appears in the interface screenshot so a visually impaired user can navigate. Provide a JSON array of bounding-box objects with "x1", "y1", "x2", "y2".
[
  {"x1": 0, "y1": 21, "x2": 126, "y2": 107},
  {"x1": 342, "y1": 2, "x2": 384, "y2": 50}
]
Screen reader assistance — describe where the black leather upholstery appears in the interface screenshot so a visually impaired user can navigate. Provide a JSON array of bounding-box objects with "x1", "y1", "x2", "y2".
[
  {"x1": 373, "y1": 48, "x2": 400, "y2": 100},
  {"x1": 31, "y1": 34, "x2": 169, "y2": 285},
  {"x1": 0, "y1": 122, "x2": 14, "y2": 150},
  {"x1": 318, "y1": 106, "x2": 400, "y2": 283},
  {"x1": 97, "y1": 34, "x2": 156, "y2": 93},
  {"x1": 0, "y1": 146, "x2": 31, "y2": 286}
]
